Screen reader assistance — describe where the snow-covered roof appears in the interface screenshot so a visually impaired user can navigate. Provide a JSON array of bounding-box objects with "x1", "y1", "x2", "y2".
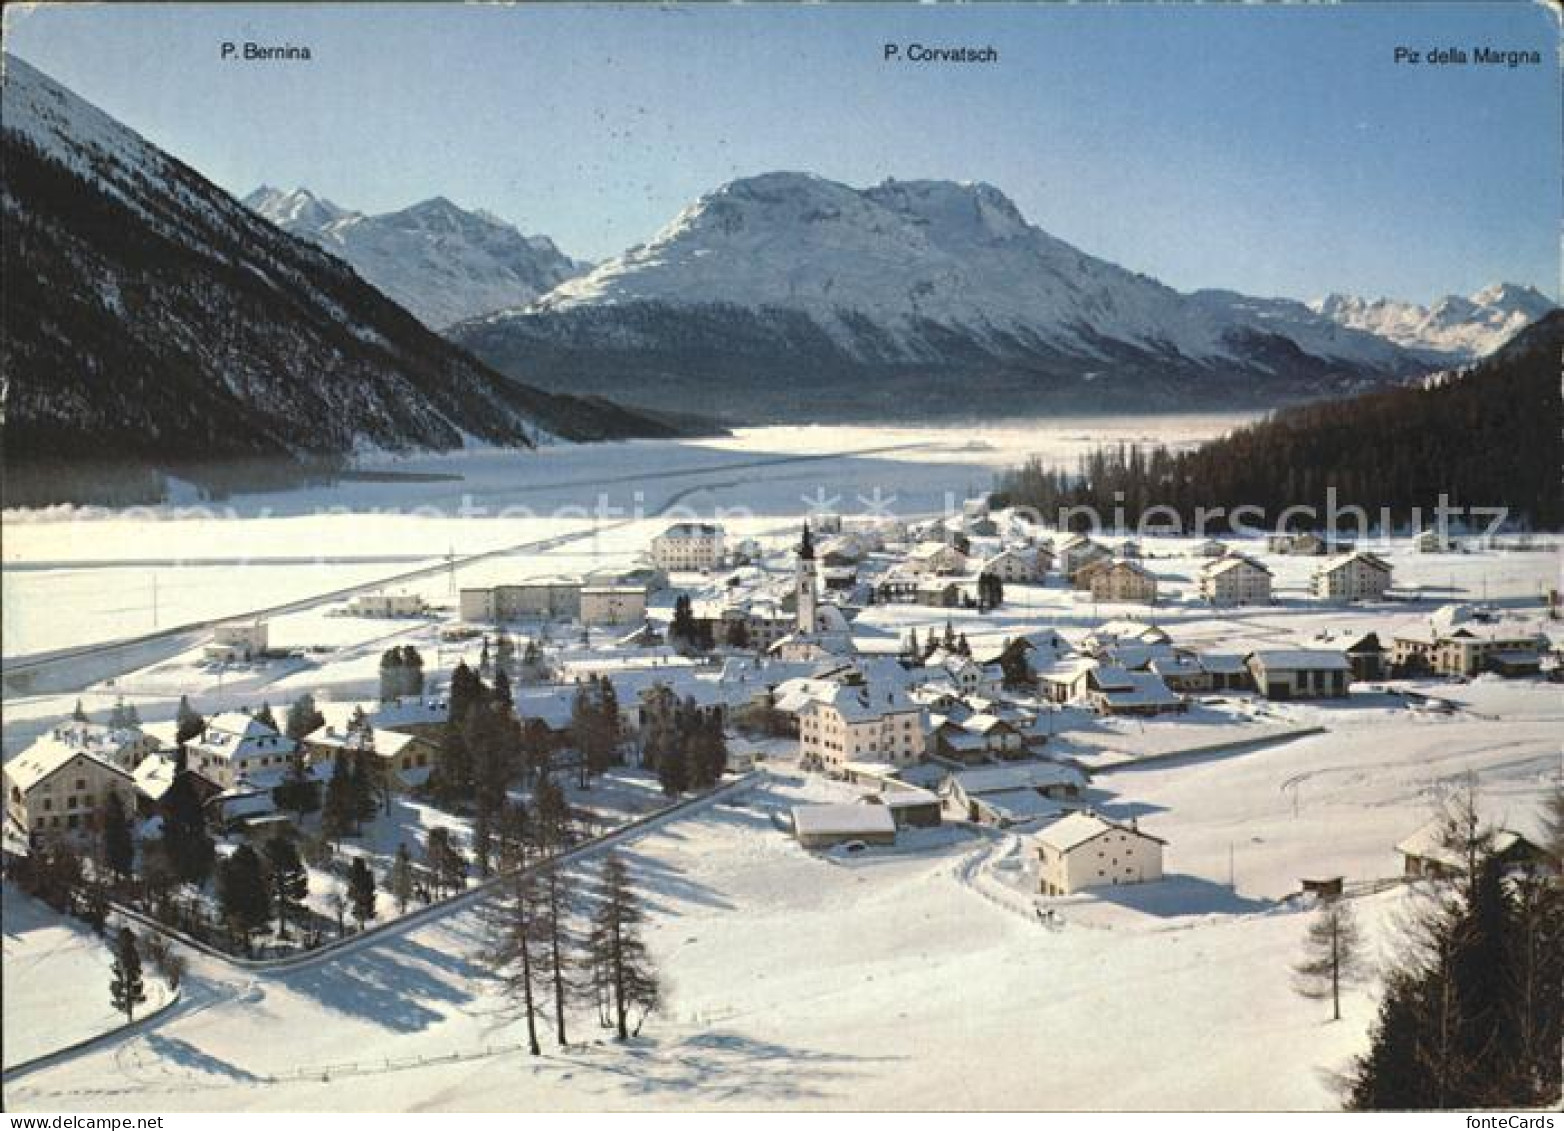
[
  {"x1": 1395, "y1": 817, "x2": 1537, "y2": 869},
  {"x1": 947, "y1": 761, "x2": 1086, "y2": 796},
  {"x1": 1317, "y1": 550, "x2": 1392, "y2": 576},
  {"x1": 973, "y1": 788, "x2": 1071, "y2": 824},
  {"x1": 1246, "y1": 650, "x2": 1352, "y2": 672},
  {"x1": 791, "y1": 803, "x2": 895, "y2": 838},
  {"x1": 1034, "y1": 812, "x2": 1165, "y2": 853},
  {"x1": 4, "y1": 744, "x2": 133, "y2": 795},
  {"x1": 1202, "y1": 554, "x2": 1271, "y2": 577},
  {"x1": 658, "y1": 522, "x2": 723, "y2": 539}
]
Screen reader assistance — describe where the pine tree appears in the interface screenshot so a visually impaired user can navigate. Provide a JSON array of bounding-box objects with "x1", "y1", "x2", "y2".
[
  {"x1": 347, "y1": 857, "x2": 377, "y2": 930},
  {"x1": 72, "y1": 698, "x2": 89, "y2": 723},
  {"x1": 174, "y1": 695, "x2": 204, "y2": 743},
  {"x1": 424, "y1": 827, "x2": 468, "y2": 899},
  {"x1": 284, "y1": 693, "x2": 325, "y2": 741},
  {"x1": 161, "y1": 768, "x2": 214, "y2": 886},
  {"x1": 252, "y1": 702, "x2": 278, "y2": 731},
  {"x1": 587, "y1": 853, "x2": 660, "y2": 1040},
  {"x1": 391, "y1": 842, "x2": 415, "y2": 913},
  {"x1": 108, "y1": 927, "x2": 146, "y2": 1022},
  {"x1": 493, "y1": 668, "x2": 513, "y2": 709},
  {"x1": 532, "y1": 773, "x2": 570, "y2": 853},
  {"x1": 263, "y1": 835, "x2": 308, "y2": 940},
  {"x1": 321, "y1": 755, "x2": 357, "y2": 843},
  {"x1": 101, "y1": 792, "x2": 134, "y2": 883},
  {"x1": 217, "y1": 845, "x2": 270, "y2": 952},
  {"x1": 657, "y1": 743, "x2": 690, "y2": 796},
  {"x1": 1294, "y1": 895, "x2": 1364, "y2": 1021}
]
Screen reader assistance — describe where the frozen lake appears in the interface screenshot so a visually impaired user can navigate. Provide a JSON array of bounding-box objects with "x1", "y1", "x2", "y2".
[{"x1": 2, "y1": 416, "x2": 1251, "y2": 660}]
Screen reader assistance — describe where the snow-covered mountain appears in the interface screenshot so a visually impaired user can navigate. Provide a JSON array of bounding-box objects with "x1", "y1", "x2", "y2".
[
  {"x1": 1311, "y1": 284, "x2": 1555, "y2": 363},
  {"x1": 452, "y1": 172, "x2": 1428, "y2": 422},
  {"x1": 245, "y1": 186, "x2": 584, "y2": 329},
  {"x1": 0, "y1": 55, "x2": 683, "y2": 504}
]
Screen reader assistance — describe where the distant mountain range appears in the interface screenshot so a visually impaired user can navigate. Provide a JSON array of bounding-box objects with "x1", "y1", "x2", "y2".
[
  {"x1": 0, "y1": 56, "x2": 687, "y2": 505},
  {"x1": 1310, "y1": 284, "x2": 1555, "y2": 363},
  {"x1": 445, "y1": 172, "x2": 1553, "y2": 423},
  {"x1": 244, "y1": 186, "x2": 586, "y2": 329}
]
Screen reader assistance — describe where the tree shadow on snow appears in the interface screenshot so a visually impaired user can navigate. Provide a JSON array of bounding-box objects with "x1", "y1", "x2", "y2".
[
  {"x1": 280, "y1": 938, "x2": 478, "y2": 1033},
  {"x1": 141, "y1": 1033, "x2": 264, "y2": 1082}
]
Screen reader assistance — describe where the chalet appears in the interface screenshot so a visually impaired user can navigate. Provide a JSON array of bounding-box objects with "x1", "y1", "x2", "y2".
[
  {"x1": 1313, "y1": 552, "x2": 1393, "y2": 602},
  {"x1": 1035, "y1": 812, "x2": 1166, "y2": 895},
  {"x1": 1089, "y1": 560, "x2": 1158, "y2": 605},
  {"x1": 931, "y1": 713, "x2": 1027, "y2": 763},
  {"x1": 5, "y1": 744, "x2": 136, "y2": 846},
  {"x1": 1245, "y1": 650, "x2": 1351, "y2": 700},
  {"x1": 1199, "y1": 555, "x2": 1273, "y2": 606},
  {"x1": 1071, "y1": 557, "x2": 1113, "y2": 592},
  {"x1": 185, "y1": 712, "x2": 299, "y2": 788},
  {"x1": 943, "y1": 762, "x2": 1087, "y2": 826},
  {"x1": 1396, "y1": 818, "x2": 1555, "y2": 880},
  {"x1": 791, "y1": 803, "x2": 896, "y2": 850}
]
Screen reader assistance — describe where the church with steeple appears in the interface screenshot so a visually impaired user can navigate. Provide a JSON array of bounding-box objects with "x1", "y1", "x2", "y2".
[{"x1": 795, "y1": 520, "x2": 818, "y2": 634}]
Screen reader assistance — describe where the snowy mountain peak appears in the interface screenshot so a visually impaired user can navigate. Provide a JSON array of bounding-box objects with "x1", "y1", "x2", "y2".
[
  {"x1": 244, "y1": 185, "x2": 584, "y2": 328},
  {"x1": 244, "y1": 185, "x2": 352, "y2": 229},
  {"x1": 1310, "y1": 282, "x2": 1555, "y2": 361}
]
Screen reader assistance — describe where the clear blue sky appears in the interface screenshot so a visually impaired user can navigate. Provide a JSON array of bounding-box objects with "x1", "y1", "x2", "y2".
[{"x1": 5, "y1": 2, "x2": 1558, "y2": 303}]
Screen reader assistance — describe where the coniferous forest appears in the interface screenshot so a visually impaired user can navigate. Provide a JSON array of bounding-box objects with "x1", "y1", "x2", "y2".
[{"x1": 992, "y1": 311, "x2": 1562, "y2": 533}]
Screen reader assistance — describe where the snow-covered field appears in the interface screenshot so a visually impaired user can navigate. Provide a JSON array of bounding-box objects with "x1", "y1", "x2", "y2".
[
  {"x1": 2, "y1": 889, "x2": 174, "y2": 1070},
  {"x1": 4, "y1": 689, "x2": 1557, "y2": 1111}
]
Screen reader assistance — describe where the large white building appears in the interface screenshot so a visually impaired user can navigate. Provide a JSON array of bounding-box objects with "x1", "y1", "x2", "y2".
[
  {"x1": 5, "y1": 744, "x2": 138, "y2": 845},
  {"x1": 580, "y1": 585, "x2": 649, "y2": 627},
  {"x1": 1035, "y1": 812, "x2": 1165, "y2": 895},
  {"x1": 1199, "y1": 554, "x2": 1273, "y2": 606},
  {"x1": 799, "y1": 685, "x2": 927, "y2": 774},
  {"x1": 1313, "y1": 551, "x2": 1393, "y2": 602},
  {"x1": 205, "y1": 620, "x2": 269, "y2": 663},
  {"x1": 650, "y1": 523, "x2": 725, "y2": 572},
  {"x1": 459, "y1": 578, "x2": 582, "y2": 622}
]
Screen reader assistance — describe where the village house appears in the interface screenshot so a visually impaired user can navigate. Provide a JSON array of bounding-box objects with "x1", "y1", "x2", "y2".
[
  {"x1": 980, "y1": 547, "x2": 1046, "y2": 584},
  {"x1": 930, "y1": 713, "x2": 1028, "y2": 764},
  {"x1": 1082, "y1": 665, "x2": 1185, "y2": 716},
  {"x1": 944, "y1": 762, "x2": 1087, "y2": 826},
  {"x1": 1413, "y1": 528, "x2": 1456, "y2": 553},
  {"x1": 5, "y1": 744, "x2": 137, "y2": 845},
  {"x1": 791, "y1": 803, "x2": 897, "y2": 850},
  {"x1": 1035, "y1": 812, "x2": 1166, "y2": 895},
  {"x1": 204, "y1": 619, "x2": 269, "y2": 663},
  {"x1": 1396, "y1": 817, "x2": 1555, "y2": 880},
  {"x1": 1313, "y1": 551, "x2": 1393, "y2": 602},
  {"x1": 799, "y1": 685, "x2": 927, "y2": 774},
  {"x1": 906, "y1": 541, "x2": 969, "y2": 577},
  {"x1": 1390, "y1": 621, "x2": 1549, "y2": 678},
  {"x1": 1199, "y1": 555, "x2": 1273, "y2": 606},
  {"x1": 185, "y1": 711, "x2": 299, "y2": 788},
  {"x1": 1059, "y1": 535, "x2": 1113, "y2": 581},
  {"x1": 302, "y1": 723, "x2": 440, "y2": 789},
  {"x1": 1245, "y1": 650, "x2": 1351, "y2": 700},
  {"x1": 346, "y1": 591, "x2": 426, "y2": 617},
  {"x1": 15, "y1": 721, "x2": 158, "y2": 773},
  {"x1": 1089, "y1": 560, "x2": 1158, "y2": 605},
  {"x1": 649, "y1": 522, "x2": 726, "y2": 572},
  {"x1": 1311, "y1": 631, "x2": 1390, "y2": 681}
]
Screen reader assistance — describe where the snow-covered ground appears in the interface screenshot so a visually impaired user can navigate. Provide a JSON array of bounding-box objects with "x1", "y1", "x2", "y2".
[
  {"x1": 4, "y1": 680, "x2": 1558, "y2": 1111},
  {"x1": 2, "y1": 889, "x2": 174, "y2": 1069}
]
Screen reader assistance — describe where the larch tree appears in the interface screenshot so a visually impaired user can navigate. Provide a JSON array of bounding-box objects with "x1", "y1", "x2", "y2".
[
  {"x1": 1293, "y1": 895, "x2": 1365, "y2": 1021},
  {"x1": 483, "y1": 870, "x2": 547, "y2": 1056},
  {"x1": 587, "y1": 852, "x2": 660, "y2": 1040}
]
